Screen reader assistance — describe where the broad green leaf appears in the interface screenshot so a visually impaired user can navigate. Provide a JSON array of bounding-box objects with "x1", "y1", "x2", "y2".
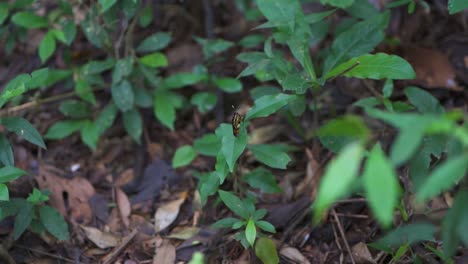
[
  {"x1": 237, "y1": 52, "x2": 271, "y2": 78},
  {"x1": 139, "y1": 6, "x2": 153, "y2": 27},
  {"x1": 305, "y1": 9, "x2": 336, "y2": 24},
  {"x1": 245, "y1": 93, "x2": 297, "y2": 121},
  {"x1": 0, "y1": 166, "x2": 27, "y2": 183},
  {"x1": 248, "y1": 144, "x2": 291, "y2": 169},
  {"x1": 256, "y1": 220, "x2": 276, "y2": 233},
  {"x1": 218, "y1": 190, "x2": 249, "y2": 219},
  {"x1": 194, "y1": 37, "x2": 234, "y2": 60},
  {"x1": 188, "y1": 252, "x2": 205, "y2": 264},
  {"x1": 404, "y1": 86, "x2": 444, "y2": 114},
  {"x1": 154, "y1": 91, "x2": 177, "y2": 130},
  {"x1": 318, "y1": 115, "x2": 370, "y2": 152},
  {"x1": 40, "y1": 205, "x2": 69, "y2": 241},
  {"x1": 314, "y1": 143, "x2": 364, "y2": 223},
  {"x1": 416, "y1": 154, "x2": 468, "y2": 203},
  {"x1": 80, "y1": 121, "x2": 99, "y2": 150},
  {"x1": 134, "y1": 88, "x2": 153, "y2": 108},
  {"x1": 191, "y1": 92, "x2": 217, "y2": 113},
  {"x1": 25, "y1": 68, "x2": 50, "y2": 90},
  {"x1": 172, "y1": 145, "x2": 197, "y2": 168},
  {"x1": 81, "y1": 58, "x2": 115, "y2": 75},
  {"x1": 95, "y1": 103, "x2": 118, "y2": 135},
  {"x1": 239, "y1": 34, "x2": 265, "y2": 48},
  {"x1": 353, "y1": 97, "x2": 381, "y2": 109},
  {"x1": 44, "y1": 120, "x2": 84, "y2": 139},
  {"x1": 75, "y1": 78, "x2": 96, "y2": 105},
  {"x1": 12, "y1": 11, "x2": 48, "y2": 29},
  {"x1": 253, "y1": 209, "x2": 268, "y2": 221},
  {"x1": 0, "y1": 184, "x2": 8, "y2": 201},
  {"x1": 0, "y1": 3, "x2": 8, "y2": 25},
  {"x1": 13, "y1": 201, "x2": 33, "y2": 239},
  {"x1": 0, "y1": 74, "x2": 30, "y2": 107},
  {"x1": 382, "y1": 79, "x2": 393, "y2": 98},
  {"x1": 281, "y1": 72, "x2": 309, "y2": 94},
  {"x1": 59, "y1": 100, "x2": 91, "y2": 118},
  {"x1": 61, "y1": 19, "x2": 77, "y2": 45},
  {"x1": 215, "y1": 151, "x2": 229, "y2": 184},
  {"x1": 442, "y1": 190, "x2": 468, "y2": 257},
  {"x1": 213, "y1": 77, "x2": 243, "y2": 93},
  {"x1": 362, "y1": 144, "x2": 399, "y2": 227},
  {"x1": 39, "y1": 31, "x2": 56, "y2": 63},
  {"x1": 163, "y1": 73, "x2": 206, "y2": 89},
  {"x1": 256, "y1": 0, "x2": 302, "y2": 29},
  {"x1": 111, "y1": 80, "x2": 134, "y2": 112},
  {"x1": 99, "y1": 0, "x2": 117, "y2": 13},
  {"x1": 198, "y1": 172, "x2": 220, "y2": 206},
  {"x1": 212, "y1": 217, "x2": 240, "y2": 229},
  {"x1": 249, "y1": 86, "x2": 280, "y2": 100},
  {"x1": 50, "y1": 29, "x2": 67, "y2": 43},
  {"x1": 448, "y1": 0, "x2": 468, "y2": 14},
  {"x1": 1, "y1": 117, "x2": 46, "y2": 149},
  {"x1": 255, "y1": 237, "x2": 279, "y2": 264},
  {"x1": 136, "y1": 32, "x2": 171, "y2": 53},
  {"x1": 215, "y1": 124, "x2": 247, "y2": 172},
  {"x1": 346, "y1": 0, "x2": 377, "y2": 19},
  {"x1": 243, "y1": 167, "x2": 281, "y2": 193},
  {"x1": 138, "y1": 52, "x2": 168, "y2": 68},
  {"x1": 321, "y1": 12, "x2": 389, "y2": 80},
  {"x1": 112, "y1": 57, "x2": 134, "y2": 84},
  {"x1": 193, "y1": 134, "x2": 221, "y2": 156},
  {"x1": 123, "y1": 108, "x2": 143, "y2": 143},
  {"x1": 375, "y1": 222, "x2": 436, "y2": 247},
  {"x1": 0, "y1": 134, "x2": 14, "y2": 166},
  {"x1": 245, "y1": 218, "x2": 256, "y2": 247},
  {"x1": 27, "y1": 188, "x2": 49, "y2": 204},
  {"x1": 321, "y1": 0, "x2": 354, "y2": 8},
  {"x1": 325, "y1": 53, "x2": 415, "y2": 80}
]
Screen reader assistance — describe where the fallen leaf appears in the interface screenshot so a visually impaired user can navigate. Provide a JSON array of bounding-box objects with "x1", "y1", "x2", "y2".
[
  {"x1": 352, "y1": 242, "x2": 375, "y2": 264},
  {"x1": 154, "y1": 192, "x2": 188, "y2": 232},
  {"x1": 153, "y1": 239, "x2": 176, "y2": 264},
  {"x1": 167, "y1": 227, "x2": 200, "y2": 240},
  {"x1": 81, "y1": 225, "x2": 120, "y2": 249},
  {"x1": 248, "y1": 124, "x2": 285, "y2": 145},
  {"x1": 280, "y1": 247, "x2": 310, "y2": 264},
  {"x1": 116, "y1": 188, "x2": 131, "y2": 228}
]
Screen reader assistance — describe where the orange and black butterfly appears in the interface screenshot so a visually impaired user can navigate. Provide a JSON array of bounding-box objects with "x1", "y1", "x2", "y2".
[{"x1": 232, "y1": 111, "x2": 245, "y2": 137}]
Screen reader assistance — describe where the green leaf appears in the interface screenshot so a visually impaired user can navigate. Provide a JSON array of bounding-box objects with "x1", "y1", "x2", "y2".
[
  {"x1": 75, "y1": 78, "x2": 96, "y2": 105},
  {"x1": 154, "y1": 91, "x2": 177, "y2": 130},
  {"x1": 318, "y1": 115, "x2": 370, "y2": 153},
  {"x1": 249, "y1": 86, "x2": 280, "y2": 100},
  {"x1": 416, "y1": 154, "x2": 468, "y2": 203},
  {"x1": 218, "y1": 190, "x2": 249, "y2": 219},
  {"x1": 1, "y1": 117, "x2": 46, "y2": 149},
  {"x1": 80, "y1": 120, "x2": 99, "y2": 150},
  {"x1": 326, "y1": 53, "x2": 415, "y2": 80},
  {"x1": 139, "y1": 6, "x2": 153, "y2": 27},
  {"x1": 194, "y1": 37, "x2": 234, "y2": 60},
  {"x1": 172, "y1": 145, "x2": 197, "y2": 168},
  {"x1": 81, "y1": 58, "x2": 115, "y2": 75},
  {"x1": 163, "y1": 73, "x2": 207, "y2": 89},
  {"x1": 245, "y1": 93, "x2": 297, "y2": 121},
  {"x1": 245, "y1": 218, "x2": 256, "y2": 247},
  {"x1": 12, "y1": 11, "x2": 48, "y2": 29},
  {"x1": 111, "y1": 80, "x2": 134, "y2": 112},
  {"x1": 314, "y1": 143, "x2": 364, "y2": 223},
  {"x1": 40, "y1": 205, "x2": 69, "y2": 240},
  {"x1": 112, "y1": 57, "x2": 134, "y2": 84},
  {"x1": 50, "y1": 29, "x2": 67, "y2": 43},
  {"x1": 346, "y1": 0, "x2": 377, "y2": 19},
  {"x1": 134, "y1": 88, "x2": 153, "y2": 108},
  {"x1": 404, "y1": 86, "x2": 444, "y2": 115},
  {"x1": 321, "y1": 0, "x2": 354, "y2": 8},
  {"x1": 198, "y1": 172, "x2": 220, "y2": 206},
  {"x1": 99, "y1": 0, "x2": 117, "y2": 13},
  {"x1": 214, "y1": 151, "x2": 229, "y2": 184},
  {"x1": 44, "y1": 120, "x2": 83, "y2": 139},
  {"x1": 0, "y1": 3, "x2": 8, "y2": 25},
  {"x1": 122, "y1": 108, "x2": 142, "y2": 143},
  {"x1": 382, "y1": 79, "x2": 393, "y2": 98},
  {"x1": 136, "y1": 32, "x2": 171, "y2": 53},
  {"x1": 0, "y1": 134, "x2": 14, "y2": 166},
  {"x1": 13, "y1": 201, "x2": 33, "y2": 239},
  {"x1": 212, "y1": 217, "x2": 240, "y2": 229},
  {"x1": 39, "y1": 31, "x2": 56, "y2": 63},
  {"x1": 256, "y1": 220, "x2": 276, "y2": 233},
  {"x1": 213, "y1": 77, "x2": 243, "y2": 93},
  {"x1": 305, "y1": 9, "x2": 336, "y2": 24},
  {"x1": 243, "y1": 167, "x2": 281, "y2": 193},
  {"x1": 0, "y1": 74, "x2": 30, "y2": 107},
  {"x1": 248, "y1": 144, "x2": 291, "y2": 169},
  {"x1": 253, "y1": 209, "x2": 268, "y2": 221},
  {"x1": 321, "y1": 12, "x2": 389, "y2": 80},
  {"x1": 95, "y1": 103, "x2": 118, "y2": 135},
  {"x1": 448, "y1": 0, "x2": 468, "y2": 14},
  {"x1": 255, "y1": 237, "x2": 279, "y2": 264},
  {"x1": 59, "y1": 100, "x2": 91, "y2": 118},
  {"x1": 27, "y1": 188, "x2": 49, "y2": 204},
  {"x1": 61, "y1": 19, "x2": 77, "y2": 45},
  {"x1": 375, "y1": 222, "x2": 436, "y2": 247},
  {"x1": 193, "y1": 134, "x2": 221, "y2": 156},
  {"x1": 138, "y1": 52, "x2": 168, "y2": 68},
  {"x1": 442, "y1": 190, "x2": 468, "y2": 257},
  {"x1": 239, "y1": 34, "x2": 265, "y2": 48},
  {"x1": 191, "y1": 92, "x2": 217, "y2": 113},
  {"x1": 0, "y1": 184, "x2": 8, "y2": 201},
  {"x1": 237, "y1": 52, "x2": 271, "y2": 78},
  {"x1": 362, "y1": 143, "x2": 400, "y2": 227},
  {"x1": 0, "y1": 166, "x2": 27, "y2": 183},
  {"x1": 256, "y1": 0, "x2": 302, "y2": 29},
  {"x1": 215, "y1": 124, "x2": 247, "y2": 172}
]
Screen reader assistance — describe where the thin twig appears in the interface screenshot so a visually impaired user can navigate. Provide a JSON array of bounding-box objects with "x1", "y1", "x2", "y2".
[
  {"x1": 101, "y1": 229, "x2": 138, "y2": 264},
  {"x1": 327, "y1": 61, "x2": 360, "y2": 82},
  {"x1": 332, "y1": 208, "x2": 356, "y2": 264},
  {"x1": 14, "y1": 244, "x2": 75, "y2": 263}
]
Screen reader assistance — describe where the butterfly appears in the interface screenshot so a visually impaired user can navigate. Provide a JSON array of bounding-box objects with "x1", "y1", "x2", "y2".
[{"x1": 232, "y1": 111, "x2": 245, "y2": 137}]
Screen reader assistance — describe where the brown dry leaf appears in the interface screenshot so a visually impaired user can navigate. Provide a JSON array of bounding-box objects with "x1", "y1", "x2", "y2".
[
  {"x1": 153, "y1": 239, "x2": 176, "y2": 264},
  {"x1": 403, "y1": 46, "x2": 461, "y2": 91},
  {"x1": 114, "y1": 168, "x2": 134, "y2": 187},
  {"x1": 295, "y1": 148, "x2": 322, "y2": 199},
  {"x1": 167, "y1": 227, "x2": 200, "y2": 240},
  {"x1": 154, "y1": 192, "x2": 188, "y2": 232},
  {"x1": 81, "y1": 225, "x2": 120, "y2": 249},
  {"x1": 36, "y1": 164, "x2": 95, "y2": 224},
  {"x1": 248, "y1": 124, "x2": 285, "y2": 144},
  {"x1": 280, "y1": 247, "x2": 310, "y2": 264},
  {"x1": 115, "y1": 188, "x2": 131, "y2": 228},
  {"x1": 352, "y1": 242, "x2": 375, "y2": 264}
]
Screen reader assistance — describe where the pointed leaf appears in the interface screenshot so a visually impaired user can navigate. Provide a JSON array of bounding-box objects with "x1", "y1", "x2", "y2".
[
  {"x1": 111, "y1": 80, "x2": 134, "y2": 112},
  {"x1": 1, "y1": 117, "x2": 46, "y2": 148},
  {"x1": 0, "y1": 134, "x2": 14, "y2": 166},
  {"x1": 136, "y1": 32, "x2": 171, "y2": 53},
  {"x1": 215, "y1": 124, "x2": 247, "y2": 172},
  {"x1": 218, "y1": 190, "x2": 249, "y2": 219},
  {"x1": 211, "y1": 217, "x2": 241, "y2": 229},
  {"x1": 0, "y1": 166, "x2": 27, "y2": 184},
  {"x1": 243, "y1": 167, "x2": 281, "y2": 193},
  {"x1": 245, "y1": 218, "x2": 256, "y2": 247},
  {"x1": 172, "y1": 145, "x2": 197, "y2": 168},
  {"x1": 255, "y1": 237, "x2": 279, "y2": 264},
  {"x1": 40, "y1": 205, "x2": 69, "y2": 240},
  {"x1": 123, "y1": 108, "x2": 143, "y2": 143},
  {"x1": 245, "y1": 93, "x2": 297, "y2": 121},
  {"x1": 248, "y1": 144, "x2": 291, "y2": 169}
]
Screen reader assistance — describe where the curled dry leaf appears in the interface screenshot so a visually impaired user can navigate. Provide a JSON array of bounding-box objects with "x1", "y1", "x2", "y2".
[
  {"x1": 352, "y1": 242, "x2": 376, "y2": 264},
  {"x1": 81, "y1": 225, "x2": 120, "y2": 249},
  {"x1": 115, "y1": 188, "x2": 131, "y2": 228},
  {"x1": 154, "y1": 192, "x2": 188, "y2": 232},
  {"x1": 248, "y1": 124, "x2": 285, "y2": 145},
  {"x1": 153, "y1": 239, "x2": 176, "y2": 264},
  {"x1": 280, "y1": 247, "x2": 310, "y2": 264}
]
